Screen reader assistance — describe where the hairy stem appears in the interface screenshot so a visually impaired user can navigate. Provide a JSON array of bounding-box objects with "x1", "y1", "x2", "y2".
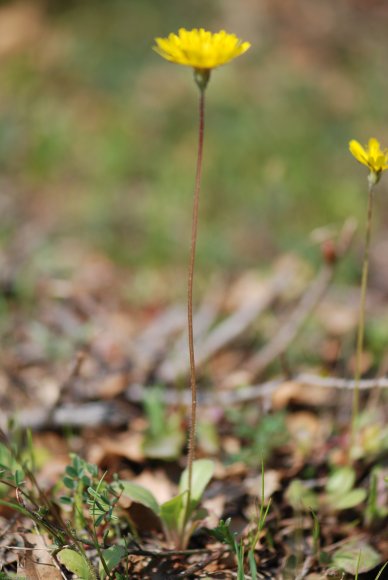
[
  {"x1": 352, "y1": 180, "x2": 374, "y2": 448},
  {"x1": 185, "y1": 88, "x2": 205, "y2": 524}
]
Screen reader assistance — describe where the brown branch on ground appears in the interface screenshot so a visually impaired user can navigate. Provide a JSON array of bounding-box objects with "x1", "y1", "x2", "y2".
[
  {"x1": 244, "y1": 218, "x2": 357, "y2": 381},
  {"x1": 8, "y1": 372, "x2": 388, "y2": 430},
  {"x1": 156, "y1": 258, "x2": 304, "y2": 383},
  {"x1": 131, "y1": 283, "x2": 222, "y2": 384}
]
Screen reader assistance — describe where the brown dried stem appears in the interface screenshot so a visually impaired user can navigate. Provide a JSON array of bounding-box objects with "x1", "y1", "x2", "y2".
[{"x1": 185, "y1": 87, "x2": 205, "y2": 526}]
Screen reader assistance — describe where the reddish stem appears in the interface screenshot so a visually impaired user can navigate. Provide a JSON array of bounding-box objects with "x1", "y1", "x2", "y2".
[{"x1": 186, "y1": 89, "x2": 205, "y2": 516}]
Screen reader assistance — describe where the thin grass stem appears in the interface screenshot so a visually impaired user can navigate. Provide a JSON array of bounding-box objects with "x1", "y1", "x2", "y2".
[{"x1": 352, "y1": 180, "x2": 375, "y2": 452}]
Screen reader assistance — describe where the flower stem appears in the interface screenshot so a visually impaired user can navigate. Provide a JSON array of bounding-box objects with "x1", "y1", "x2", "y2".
[
  {"x1": 186, "y1": 88, "x2": 205, "y2": 521},
  {"x1": 352, "y1": 179, "x2": 375, "y2": 450}
]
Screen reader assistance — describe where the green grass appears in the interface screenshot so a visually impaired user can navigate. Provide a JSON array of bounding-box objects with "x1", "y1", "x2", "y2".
[{"x1": 1, "y1": 0, "x2": 388, "y2": 279}]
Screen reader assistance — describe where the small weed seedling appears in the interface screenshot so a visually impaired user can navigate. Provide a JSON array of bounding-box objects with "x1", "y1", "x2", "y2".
[
  {"x1": 142, "y1": 386, "x2": 185, "y2": 460},
  {"x1": 116, "y1": 458, "x2": 214, "y2": 549}
]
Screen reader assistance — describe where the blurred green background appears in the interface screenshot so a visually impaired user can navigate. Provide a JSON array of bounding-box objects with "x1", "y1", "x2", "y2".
[{"x1": 1, "y1": 0, "x2": 388, "y2": 281}]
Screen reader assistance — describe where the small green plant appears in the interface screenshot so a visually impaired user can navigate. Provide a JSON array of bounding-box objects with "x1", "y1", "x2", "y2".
[
  {"x1": 350, "y1": 410, "x2": 388, "y2": 461},
  {"x1": 324, "y1": 466, "x2": 367, "y2": 510},
  {"x1": 248, "y1": 460, "x2": 272, "y2": 553},
  {"x1": 0, "y1": 425, "x2": 68, "y2": 547},
  {"x1": 142, "y1": 386, "x2": 185, "y2": 460},
  {"x1": 210, "y1": 519, "x2": 247, "y2": 580},
  {"x1": 0, "y1": 445, "x2": 127, "y2": 579},
  {"x1": 310, "y1": 509, "x2": 321, "y2": 561},
  {"x1": 209, "y1": 463, "x2": 271, "y2": 580},
  {"x1": 365, "y1": 467, "x2": 388, "y2": 526},
  {"x1": 116, "y1": 458, "x2": 214, "y2": 549},
  {"x1": 331, "y1": 540, "x2": 381, "y2": 576},
  {"x1": 59, "y1": 453, "x2": 124, "y2": 576},
  {"x1": 286, "y1": 466, "x2": 367, "y2": 513},
  {"x1": 61, "y1": 455, "x2": 119, "y2": 524},
  {"x1": 227, "y1": 410, "x2": 287, "y2": 465}
]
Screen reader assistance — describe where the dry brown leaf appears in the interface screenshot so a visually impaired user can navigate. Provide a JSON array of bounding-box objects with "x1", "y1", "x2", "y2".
[
  {"x1": 17, "y1": 533, "x2": 61, "y2": 580},
  {"x1": 244, "y1": 469, "x2": 281, "y2": 500},
  {"x1": 221, "y1": 436, "x2": 241, "y2": 455},
  {"x1": 208, "y1": 350, "x2": 246, "y2": 381},
  {"x1": 348, "y1": 351, "x2": 374, "y2": 375},
  {"x1": 221, "y1": 369, "x2": 252, "y2": 390},
  {"x1": 272, "y1": 380, "x2": 332, "y2": 409},
  {"x1": 202, "y1": 495, "x2": 226, "y2": 528},
  {"x1": 286, "y1": 411, "x2": 325, "y2": 454},
  {"x1": 0, "y1": 2, "x2": 44, "y2": 56},
  {"x1": 320, "y1": 337, "x2": 342, "y2": 364},
  {"x1": 96, "y1": 372, "x2": 128, "y2": 399},
  {"x1": 90, "y1": 431, "x2": 145, "y2": 464},
  {"x1": 133, "y1": 469, "x2": 175, "y2": 505},
  {"x1": 225, "y1": 270, "x2": 272, "y2": 310},
  {"x1": 214, "y1": 460, "x2": 248, "y2": 479},
  {"x1": 317, "y1": 300, "x2": 358, "y2": 335}
]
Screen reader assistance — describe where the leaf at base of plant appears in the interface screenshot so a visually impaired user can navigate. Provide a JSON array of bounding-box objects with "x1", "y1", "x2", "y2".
[
  {"x1": 99, "y1": 545, "x2": 127, "y2": 579},
  {"x1": 179, "y1": 459, "x2": 214, "y2": 504},
  {"x1": 332, "y1": 541, "x2": 381, "y2": 574},
  {"x1": 57, "y1": 548, "x2": 95, "y2": 580},
  {"x1": 115, "y1": 481, "x2": 160, "y2": 516}
]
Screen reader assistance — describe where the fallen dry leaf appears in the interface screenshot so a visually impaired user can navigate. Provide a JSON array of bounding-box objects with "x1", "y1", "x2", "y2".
[
  {"x1": 244, "y1": 469, "x2": 281, "y2": 500},
  {"x1": 286, "y1": 411, "x2": 325, "y2": 453},
  {"x1": 132, "y1": 469, "x2": 175, "y2": 505},
  {"x1": 17, "y1": 533, "x2": 62, "y2": 580},
  {"x1": 272, "y1": 380, "x2": 332, "y2": 409},
  {"x1": 88, "y1": 431, "x2": 145, "y2": 465}
]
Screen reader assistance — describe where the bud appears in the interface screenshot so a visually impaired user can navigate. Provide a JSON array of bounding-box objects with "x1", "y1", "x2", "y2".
[
  {"x1": 321, "y1": 239, "x2": 337, "y2": 265},
  {"x1": 194, "y1": 68, "x2": 211, "y2": 91}
]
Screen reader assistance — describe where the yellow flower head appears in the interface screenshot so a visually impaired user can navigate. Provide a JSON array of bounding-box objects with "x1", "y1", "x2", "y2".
[
  {"x1": 154, "y1": 28, "x2": 250, "y2": 71},
  {"x1": 349, "y1": 138, "x2": 388, "y2": 183}
]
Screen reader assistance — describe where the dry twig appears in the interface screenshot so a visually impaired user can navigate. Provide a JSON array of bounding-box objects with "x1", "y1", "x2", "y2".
[{"x1": 245, "y1": 219, "x2": 357, "y2": 380}]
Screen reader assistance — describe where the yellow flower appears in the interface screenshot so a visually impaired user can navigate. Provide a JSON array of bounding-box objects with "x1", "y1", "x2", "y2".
[
  {"x1": 154, "y1": 28, "x2": 250, "y2": 71},
  {"x1": 349, "y1": 138, "x2": 388, "y2": 182}
]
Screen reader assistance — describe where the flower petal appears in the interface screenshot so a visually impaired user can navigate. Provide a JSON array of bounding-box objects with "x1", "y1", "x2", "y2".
[
  {"x1": 368, "y1": 138, "x2": 381, "y2": 159},
  {"x1": 153, "y1": 28, "x2": 250, "y2": 70},
  {"x1": 349, "y1": 140, "x2": 368, "y2": 166}
]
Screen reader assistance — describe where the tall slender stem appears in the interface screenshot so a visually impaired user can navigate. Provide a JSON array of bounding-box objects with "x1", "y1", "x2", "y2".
[
  {"x1": 352, "y1": 180, "x2": 374, "y2": 448},
  {"x1": 186, "y1": 88, "x2": 205, "y2": 509}
]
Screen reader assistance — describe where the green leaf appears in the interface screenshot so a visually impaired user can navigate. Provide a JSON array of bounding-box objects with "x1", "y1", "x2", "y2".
[
  {"x1": 179, "y1": 459, "x2": 214, "y2": 504},
  {"x1": 59, "y1": 495, "x2": 73, "y2": 505},
  {"x1": 58, "y1": 549, "x2": 95, "y2": 579},
  {"x1": 160, "y1": 493, "x2": 184, "y2": 533},
  {"x1": 82, "y1": 475, "x2": 91, "y2": 487},
  {"x1": 326, "y1": 467, "x2": 355, "y2": 496},
  {"x1": 332, "y1": 541, "x2": 381, "y2": 575},
  {"x1": 65, "y1": 465, "x2": 78, "y2": 478},
  {"x1": 63, "y1": 476, "x2": 76, "y2": 490},
  {"x1": 143, "y1": 386, "x2": 166, "y2": 438},
  {"x1": 328, "y1": 488, "x2": 367, "y2": 510},
  {"x1": 248, "y1": 549, "x2": 258, "y2": 579},
  {"x1": 116, "y1": 481, "x2": 160, "y2": 516},
  {"x1": 99, "y1": 545, "x2": 127, "y2": 579},
  {"x1": 70, "y1": 454, "x2": 83, "y2": 475},
  {"x1": 87, "y1": 463, "x2": 99, "y2": 477},
  {"x1": 285, "y1": 480, "x2": 319, "y2": 511},
  {"x1": 143, "y1": 431, "x2": 184, "y2": 460},
  {"x1": 14, "y1": 469, "x2": 24, "y2": 486},
  {"x1": 209, "y1": 518, "x2": 237, "y2": 550}
]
